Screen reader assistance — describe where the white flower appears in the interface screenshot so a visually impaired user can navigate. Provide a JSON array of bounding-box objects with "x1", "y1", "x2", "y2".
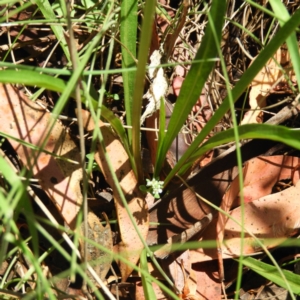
[{"x1": 146, "y1": 178, "x2": 164, "y2": 198}]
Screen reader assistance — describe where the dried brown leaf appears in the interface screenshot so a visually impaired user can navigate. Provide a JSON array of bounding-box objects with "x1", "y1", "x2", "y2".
[
  {"x1": 80, "y1": 109, "x2": 149, "y2": 281},
  {"x1": 0, "y1": 84, "x2": 82, "y2": 228},
  {"x1": 191, "y1": 156, "x2": 300, "y2": 262},
  {"x1": 191, "y1": 261, "x2": 221, "y2": 300},
  {"x1": 215, "y1": 155, "x2": 300, "y2": 278},
  {"x1": 226, "y1": 155, "x2": 300, "y2": 206}
]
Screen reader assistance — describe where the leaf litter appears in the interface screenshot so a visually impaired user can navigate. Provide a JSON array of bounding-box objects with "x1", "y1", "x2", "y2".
[{"x1": 1, "y1": 1, "x2": 300, "y2": 300}]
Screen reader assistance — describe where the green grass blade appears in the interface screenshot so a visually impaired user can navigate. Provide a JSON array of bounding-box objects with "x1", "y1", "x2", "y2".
[
  {"x1": 34, "y1": 0, "x2": 70, "y2": 61},
  {"x1": 131, "y1": 0, "x2": 157, "y2": 182},
  {"x1": 0, "y1": 158, "x2": 52, "y2": 298},
  {"x1": 240, "y1": 256, "x2": 300, "y2": 295},
  {"x1": 154, "y1": 1, "x2": 227, "y2": 177},
  {"x1": 164, "y1": 8, "x2": 300, "y2": 186},
  {"x1": 0, "y1": 70, "x2": 67, "y2": 93},
  {"x1": 0, "y1": 156, "x2": 29, "y2": 263},
  {"x1": 140, "y1": 249, "x2": 156, "y2": 299},
  {"x1": 0, "y1": 1, "x2": 32, "y2": 23},
  {"x1": 269, "y1": 0, "x2": 300, "y2": 92},
  {"x1": 187, "y1": 124, "x2": 300, "y2": 165},
  {"x1": 120, "y1": 0, "x2": 138, "y2": 144}
]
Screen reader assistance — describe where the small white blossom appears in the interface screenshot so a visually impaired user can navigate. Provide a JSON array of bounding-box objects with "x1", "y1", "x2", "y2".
[{"x1": 146, "y1": 178, "x2": 164, "y2": 198}]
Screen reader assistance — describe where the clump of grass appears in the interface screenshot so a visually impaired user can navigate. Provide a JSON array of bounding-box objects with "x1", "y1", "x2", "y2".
[{"x1": 0, "y1": 0, "x2": 300, "y2": 299}]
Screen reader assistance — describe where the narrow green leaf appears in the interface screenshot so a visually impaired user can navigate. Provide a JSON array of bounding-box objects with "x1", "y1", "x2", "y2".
[
  {"x1": 0, "y1": 70, "x2": 67, "y2": 93},
  {"x1": 0, "y1": 156, "x2": 30, "y2": 262},
  {"x1": 140, "y1": 249, "x2": 156, "y2": 299},
  {"x1": 120, "y1": 0, "x2": 138, "y2": 143},
  {"x1": 240, "y1": 256, "x2": 300, "y2": 295},
  {"x1": 0, "y1": 159, "x2": 44, "y2": 296},
  {"x1": 154, "y1": 1, "x2": 227, "y2": 176},
  {"x1": 164, "y1": 8, "x2": 300, "y2": 186},
  {"x1": 34, "y1": 0, "x2": 70, "y2": 61},
  {"x1": 131, "y1": 0, "x2": 157, "y2": 182},
  {"x1": 0, "y1": 1, "x2": 32, "y2": 23},
  {"x1": 269, "y1": 0, "x2": 300, "y2": 92},
  {"x1": 188, "y1": 124, "x2": 300, "y2": 165}
]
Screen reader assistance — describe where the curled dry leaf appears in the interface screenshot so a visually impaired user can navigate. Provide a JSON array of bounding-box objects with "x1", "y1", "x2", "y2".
[
  {"x1": 190, "y1": 155, "x2": 300, "y2": 263},
  {"x1": 241, "y1": 45, "x2": 296, "y2": 124},
  {"x1": 0, "y1": 84, "x2": 82, "y2": 229},
  {"x1": 80, "y1": 109, "x2": 149, "y2": 281}
]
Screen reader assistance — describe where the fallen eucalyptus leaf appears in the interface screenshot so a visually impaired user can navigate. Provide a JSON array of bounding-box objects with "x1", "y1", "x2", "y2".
[
  {"x1": 80, "y1": 109, "x2": 149, "y2": 281},
  {"x1": 191, "y1": 179, "x2": 300, "y2": 262},
  {"x1": 0, "y1": 84, "x2": 82, "y2": 228}
]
